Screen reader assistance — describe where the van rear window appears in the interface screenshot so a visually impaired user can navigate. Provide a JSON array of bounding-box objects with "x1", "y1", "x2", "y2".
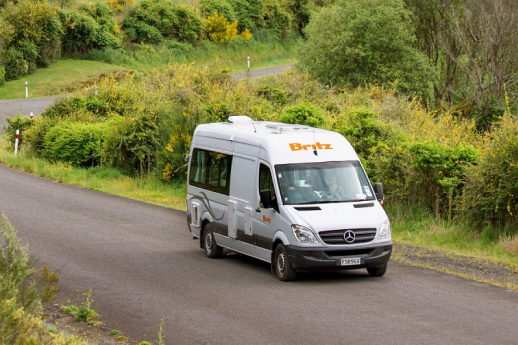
[{"x1": 189, "y1": 149, "x2": 232, "y2": 195}]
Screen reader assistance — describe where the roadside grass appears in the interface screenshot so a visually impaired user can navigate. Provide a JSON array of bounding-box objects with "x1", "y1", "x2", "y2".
[
  {"x1": 0, "y1": 137, "x2": 186, "y2": 210},
  {"x1": 0, "y1": 59, "x2": 123, "y2": 100},
  {"x1": 85, "y1": 38, "x2": 298, "y2": 72},
  {"x1": 388, "y1": 204, "x2": 518, "y2": 267}
]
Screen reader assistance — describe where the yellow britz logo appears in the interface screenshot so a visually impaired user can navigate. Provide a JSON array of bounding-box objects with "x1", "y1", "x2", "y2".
[{"x1": 289, "y1": 142, "x2": 332, "y2": 151}]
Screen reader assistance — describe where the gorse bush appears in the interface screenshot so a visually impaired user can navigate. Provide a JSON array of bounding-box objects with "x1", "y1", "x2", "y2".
[
  {"x1": 205, "y1": 11, "x2": 238, "y2": 43},
  {"x1": 0, "y1": 213, "x2": 86, "y2": 344},
  {"x1": 460, "y1": 114, "x2": 518, "y2": 231}
]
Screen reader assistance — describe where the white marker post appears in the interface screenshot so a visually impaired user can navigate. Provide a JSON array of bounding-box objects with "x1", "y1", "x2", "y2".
[
  {"x1": 14, "y1": 130, "x2": 20, "y2": 155},
  {"x1": 30, "y1": 112, "x2": 34, "y2": 119},
  {"x1": 25, "y1": 81, "x2": 28, "y2": 99},
  {"x1": 247, "y1": 56, "x2": 250, "y2": 78}
]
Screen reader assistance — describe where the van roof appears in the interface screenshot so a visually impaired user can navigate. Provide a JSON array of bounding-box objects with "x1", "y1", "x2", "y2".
[{"x1": 193, "y1": 116, "x2": 360, "y2": 165}]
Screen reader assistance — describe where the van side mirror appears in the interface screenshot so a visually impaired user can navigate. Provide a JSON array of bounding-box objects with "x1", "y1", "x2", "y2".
[
  {"x1": 260, "y1": 189, "x2": 272, "y2": 208},
  {"x1": 373, "y1": 183, "x2": 384, "y2": 202}
]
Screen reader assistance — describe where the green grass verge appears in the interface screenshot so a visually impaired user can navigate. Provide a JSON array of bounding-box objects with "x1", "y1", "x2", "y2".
[
  {"x1": 85, "y1": 38, "x2": 298, "y2": 73},
  {"x1": 0, "y1": 137, "x2": 186, "y2": 210},
  {"x1": 388, "y1": 204, "x2": 518, "y2": 266},
  {"x1": 0, "y1": 59, "x2": 123, "y2": 100}
]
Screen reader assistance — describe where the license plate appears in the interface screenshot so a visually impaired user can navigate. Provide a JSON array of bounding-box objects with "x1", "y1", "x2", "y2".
[{"x1": 340, "y1": 258, "x2": 361, "y2": 266}]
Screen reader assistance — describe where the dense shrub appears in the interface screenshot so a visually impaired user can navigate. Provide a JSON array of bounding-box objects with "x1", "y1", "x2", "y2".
[
  {"x1": 460, "y1": 115, "x2": 518, "y2": 230},
  {"x1": 104, "y1": 113, "x2": 161, "y2": 175},
  {"x1": 335, "y1": 107, "x2": 389, "y2": 174},
  {"x1": 0, "y1": 0, "x2": 63, "y2": 79},
  {"x1": 199, "y1": 0, "x2": 236, "y2": 21},
  {"x1": 280, "y1": 102, "x2": 325, "y2": 127},
  {"x1": 60, "y1": 5, "x2": 120, "y2": 56},
  {"x1": 43, "y1": 118, "x2": 122, "y2": 166},
  {"x1": 205, "y1": 11, "x2": 238, "y2": 43},
  {"x1": 105, "y1": 0, "x2": 135, "y2": 15},
  {"x1": 0, "y1": 47, "x2": 28, "y2": 80},
  {"x1": 4, "y1": 116, "x2": 34, "y2": 151},
  {"x1": 122, "y1": 0, "x2": 204, "y2": 44},
  {"x1": 0, "y1": 65, "x2": 4, "y2": 85},
  {"x1": 227, "y1": 0, "x2": 264, "y2": 31}
]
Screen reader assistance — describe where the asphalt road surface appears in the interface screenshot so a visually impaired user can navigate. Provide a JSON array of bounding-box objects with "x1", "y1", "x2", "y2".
[
  {"x1": 0, "y1": 97, "x2": 60, "y2": 132},
  {"x1": 1, "y1": 163, "x2": 518, "y2": 345}
]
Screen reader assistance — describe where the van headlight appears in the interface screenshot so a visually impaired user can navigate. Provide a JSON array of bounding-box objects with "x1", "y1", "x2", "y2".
[
  {"x1": 292, "y1": 225, "x2": 319, "y2": 243},
  {"x1": 378, "y1": 220, "x2": 391, "y2": 240}
]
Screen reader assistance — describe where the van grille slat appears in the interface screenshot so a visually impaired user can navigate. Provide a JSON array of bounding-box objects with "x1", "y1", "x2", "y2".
[{"x1": 319, "y1": 228, "x2": 376, "y2": 245}]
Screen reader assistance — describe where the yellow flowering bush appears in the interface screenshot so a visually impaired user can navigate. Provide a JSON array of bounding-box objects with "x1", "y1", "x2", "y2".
[{"x1": 205, "y1": 11, "x2": 238, "y2": 43}]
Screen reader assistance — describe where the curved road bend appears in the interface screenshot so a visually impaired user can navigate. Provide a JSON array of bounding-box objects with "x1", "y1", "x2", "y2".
[
  {"x1": 0, "y1": 97, "x2": 61, "y2": 132},
  {"x1": 1, "y1": 163, "x2": 518, "y2": 344}
]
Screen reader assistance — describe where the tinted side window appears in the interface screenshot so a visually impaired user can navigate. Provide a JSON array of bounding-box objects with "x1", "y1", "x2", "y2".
[
  {"x1": 189, "y1": 149, "x2": 232, "y2": 195},
  {"x1": 259, "y1": 163, "x2": 276, "y2": 204}
]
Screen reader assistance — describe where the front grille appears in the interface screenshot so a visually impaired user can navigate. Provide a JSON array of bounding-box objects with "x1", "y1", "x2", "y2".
[{"x1": 319, "y1": 228, "x2": 376, "y2": 245}]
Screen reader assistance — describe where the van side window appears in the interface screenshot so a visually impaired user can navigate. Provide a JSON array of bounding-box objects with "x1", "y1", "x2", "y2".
[
  {"x1": 189, "y1": 149, "x2": 232, "y2": 195},
  {"x1": 259, "y1": 163, "x2": 276, "y2": 203}
]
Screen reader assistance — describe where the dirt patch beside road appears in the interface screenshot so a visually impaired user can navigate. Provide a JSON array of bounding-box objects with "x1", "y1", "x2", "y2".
[{"x1": 392, "y1": 243, "x2": 518, "y2": 290}]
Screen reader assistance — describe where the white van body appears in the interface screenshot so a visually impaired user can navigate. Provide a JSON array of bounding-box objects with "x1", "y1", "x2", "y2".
[{"x1": 186, "y1": 116, "x2": 392, "y2": 281}]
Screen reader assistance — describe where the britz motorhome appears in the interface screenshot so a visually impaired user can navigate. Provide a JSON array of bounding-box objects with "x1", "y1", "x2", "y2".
[{"x1": 186, "y1": 116, "x2": 392, "y2": 281}]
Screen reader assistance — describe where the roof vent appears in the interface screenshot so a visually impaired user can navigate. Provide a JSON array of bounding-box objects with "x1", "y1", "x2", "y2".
[{"x1": 228, "y1": 115, "x2": 254, "y2": 124}]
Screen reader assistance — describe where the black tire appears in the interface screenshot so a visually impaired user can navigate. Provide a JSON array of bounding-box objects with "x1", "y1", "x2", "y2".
[
  {"x1": 367, "y1": 263, "x2": 388, "y2": 277},
  {"x1": 204, "y1": 224, "x2": 223, "y2": 258},
  {"x1": 274, "y1": 244, "x2": 297, "y2": 281}
]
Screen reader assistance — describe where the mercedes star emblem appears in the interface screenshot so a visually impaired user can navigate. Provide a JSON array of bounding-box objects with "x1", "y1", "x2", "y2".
[{"x1": 343, "y1": 230, "x2": 356, "y2": 243}]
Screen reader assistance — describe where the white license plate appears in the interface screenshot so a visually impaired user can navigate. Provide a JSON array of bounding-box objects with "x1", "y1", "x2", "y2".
[{"x1": 340, "y1": 258, "x2": 361, "y2": 266}]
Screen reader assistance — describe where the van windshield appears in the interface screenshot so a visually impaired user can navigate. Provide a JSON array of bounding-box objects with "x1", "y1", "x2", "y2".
[{"x1": 275, "y1": 161, "x2": 375, "y2": 205}]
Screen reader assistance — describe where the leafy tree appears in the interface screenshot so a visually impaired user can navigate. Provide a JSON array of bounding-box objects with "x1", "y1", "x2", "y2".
[
  {"x1": 1, "y1": 0, "x2": 63, "y2": 77},
  {"x1": 199, "y1": 0, "x2": 236, "y2": 21},
  {"x1": 122, "y1": 0, "x2": 204, "y2": 44},
  {"x1": 227, "y1": 0, "x2": 264, "y2": 31},
  {"x1": 298, "y1": 0, "x2": 432, "y2": 96}
]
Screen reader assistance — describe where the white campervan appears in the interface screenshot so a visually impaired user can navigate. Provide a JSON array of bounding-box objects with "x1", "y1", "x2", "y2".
[{"x1": 186, "y1": 116, "x2": 392, "y2": 281}]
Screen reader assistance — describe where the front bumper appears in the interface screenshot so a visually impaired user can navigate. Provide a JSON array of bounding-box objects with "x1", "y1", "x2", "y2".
[{"x1": 286, "y1": 243, "x2": 392, "y2": 272}]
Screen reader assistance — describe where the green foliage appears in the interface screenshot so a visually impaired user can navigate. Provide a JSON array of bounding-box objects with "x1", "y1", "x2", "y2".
[
  {"x1": 0, "y1": 47, "x2": 29, "y2": 80},
  {"x1": 122, "y1": 0, "x2": 204, "y2": 44},
  {"x1": 0, "y1": 65, "x2": 4, "y2": 85},
  {"x1": 336, "y1": 107, "x2": 389, "y2": 174},
  {"x1": 461, "y1": 115, "x2": 518, "y2": 230},
  {"x1": 199, "y1": 0, "x2": 236, "y2": 21},
  {"x1": 43, "y1": 118, "x2": 121, "y2": 166},
  {"x1": 263, "y1": 1, "x2": 292, "y2": 38},
  {"x1": 60, "y1": 5, "x2": 120, "y2": 56},
  {"x1": 298, "y1": 0, "x2": 432, "y2": 96},
  {"x1": 257, "y1": 83, "x2": 291, "y2": 105},
  {"x1": 104, "y1": 113, "x2": 161, "y2": 175},
  {"x1": 4, "y1": 115, "x2": 34, "y2": 151},
  {"x1": 280, "y1": 102, "x2": 325, "y2": 127},
  {"x1": 0, "y1": 0, "x2": 63, "y2": 80},
  {"x1": 227, "y1": 0, "x2": 264, "y2": 31}
]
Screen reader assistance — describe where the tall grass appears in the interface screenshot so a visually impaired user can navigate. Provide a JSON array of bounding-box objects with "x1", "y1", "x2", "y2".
[{"x1": 388, "y1": 204, "x2": 518, "y2": 266}]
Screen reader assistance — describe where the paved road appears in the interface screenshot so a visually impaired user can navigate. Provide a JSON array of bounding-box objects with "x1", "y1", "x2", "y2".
[
  {"x1": 0, "y1": 65, "x2": 292, "y2": 132},
  {"x1": 0, "y1": 97, "x2": 61, "y2": 132},
  {"x1": 1, "y1": 163, "x2": 518, "y2": 344}
]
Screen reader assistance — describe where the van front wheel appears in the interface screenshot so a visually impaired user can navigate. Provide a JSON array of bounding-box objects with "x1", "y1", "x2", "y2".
[
  {"x1": 367, "y1": 263, "x2": 388, "y2": 277},
  {"x1": 204, "y1": 225, "x2": 223, "y2": 258},
  {"x1": 274, "y1": 244, "x2": 297, "y2": 281}
]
